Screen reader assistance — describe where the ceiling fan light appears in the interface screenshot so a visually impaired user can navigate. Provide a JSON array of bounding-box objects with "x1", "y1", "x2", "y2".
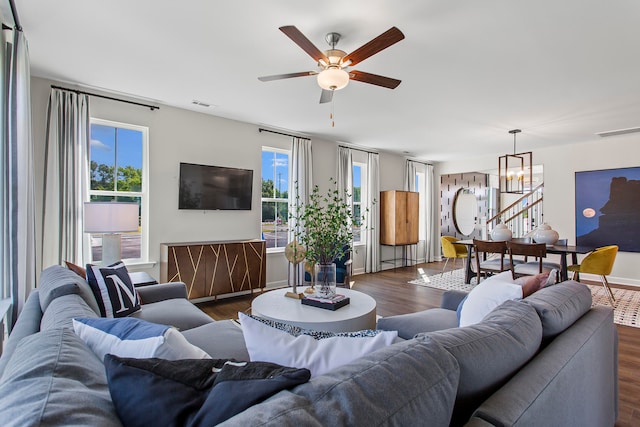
[{"x1": 317, "y1": 68, "x2": 349, "y2": 91}]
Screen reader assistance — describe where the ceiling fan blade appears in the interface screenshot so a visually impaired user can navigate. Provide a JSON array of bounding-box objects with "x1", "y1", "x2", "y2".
[
  {"x1": 279, "y1": 26, "x2": 328, "y2": 63},
  {"x1": 342, "y1": 27, "x2": 405, "y2": 67},
  {"x1": 349, "y1": 70, "x2": 401, "y2": 89},
  {"x1": 319, "y1": 89, "x2": 333, "y2": 104},
  {"x1": 258, "y1": 71, "x2": 317, "y2": 82}
]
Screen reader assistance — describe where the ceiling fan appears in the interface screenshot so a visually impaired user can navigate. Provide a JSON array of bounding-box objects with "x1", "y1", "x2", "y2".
[{"x1": 258, "y1": 25, "x2": 405, "y2": 104}]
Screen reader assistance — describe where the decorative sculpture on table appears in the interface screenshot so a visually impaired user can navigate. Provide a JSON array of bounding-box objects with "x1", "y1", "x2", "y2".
[
  {"x1": 491, "y1": 223, "x2": 512, "y2": 241},
  {"x1": 532, "y1": 223, "x2": 559, "y2": 246},
  {"x1": 284, "y1": 239, "x2": 306, "y2": 299},
  {"x1": 304, "y1": 260, "x2": 316, "y2": 294}
]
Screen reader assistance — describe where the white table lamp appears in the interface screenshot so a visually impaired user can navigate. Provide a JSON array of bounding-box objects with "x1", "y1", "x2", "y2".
[{"x1": 84, "y1": 202, "x2": 139, "y2": 265}]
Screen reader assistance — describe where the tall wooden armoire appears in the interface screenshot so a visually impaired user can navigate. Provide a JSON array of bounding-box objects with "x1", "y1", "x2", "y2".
[{"x1": 380, "y1": 190, "x2": 419, "y2": 245}]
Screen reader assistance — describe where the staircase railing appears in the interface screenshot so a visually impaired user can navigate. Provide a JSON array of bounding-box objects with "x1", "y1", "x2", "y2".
[{"x1": 487, "y1": 183, "x2": 544, "y2": 238}]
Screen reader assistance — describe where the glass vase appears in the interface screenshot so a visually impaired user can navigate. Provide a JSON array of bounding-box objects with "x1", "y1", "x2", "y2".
[{"x1": 315, "y1": 263, "x2": 337, "y2": 298}]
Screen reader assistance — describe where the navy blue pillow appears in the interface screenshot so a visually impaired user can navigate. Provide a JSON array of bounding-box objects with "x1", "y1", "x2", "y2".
[
  {"x1": 456, "y1": 295, "x2": 469, "y2": 326},
  {"x1": 104, "y1": 355, "x2": 310, "y2": 427},
  {"x1": 86, "y1": 261, "x2": 139, "y2": 317}
]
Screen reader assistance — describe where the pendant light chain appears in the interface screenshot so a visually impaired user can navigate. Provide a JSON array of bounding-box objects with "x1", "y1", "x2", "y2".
[{"x1": 510, "y1": 128, "x2": 521, "y2": 154}]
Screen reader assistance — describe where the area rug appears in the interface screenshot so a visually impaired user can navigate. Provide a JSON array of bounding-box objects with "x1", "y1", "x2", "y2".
[
  {"x1": 587, "y1": 285, "x2": 640, "y2": 328},
  {"x1": 407, "y1": 269, "x2": 477, "y2": 292},
  {"x1": 408, "y1": 269, "x2": 640, "y2": 328}
]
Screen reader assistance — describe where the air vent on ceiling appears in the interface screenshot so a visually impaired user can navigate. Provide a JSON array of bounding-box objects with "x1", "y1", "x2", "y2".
[
  {"x1": 191, "y1": 100, "x2": 213, "y2": 108},
  {"x1": 596, "y1": 127, "x2": 640, "y2": 137}
]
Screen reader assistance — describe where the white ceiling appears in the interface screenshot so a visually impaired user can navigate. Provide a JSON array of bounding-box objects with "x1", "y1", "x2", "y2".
[{"x1": 14, "y1": 0, "x2": 640, "y2": 162}]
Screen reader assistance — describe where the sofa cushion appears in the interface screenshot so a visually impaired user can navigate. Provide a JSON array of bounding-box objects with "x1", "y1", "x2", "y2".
[
  {"x1": 182, "y1": 320, "x2": 250, "y2": 361},
  {"x1": 40, "y1": 282, "x2": 80, "y2": 311},
  {"x1": 523, "y1": 280, "x2": 592, "y2": 341},
  {"x1": 469, "y1": 306, "x2": 616, "y2": 427},
  {"x1": 376, "y1": 308, "x2": 459, "y2": 339},
  {"x1": 424, "y1": 300, "x2": 543, "y2": 427},
  {"x1": 39, "y1": 264, "x2": 101, "y2": 315},
  {"x1": 104, "y1": 355, "x2": 310, "y2": 427},
  {"x1": 73, "y1": 317, "x2": 210, "y2": 361},
  {"x1": 0, "y1": 328, "x2": 122, "y2": 427},
  {"x1": 210, "y1": 391, "x2": 322, "y2": 426},
  {"x1": 239, "y1": 312, "x2": 397, "y2": 377},
  {"x1": 289, "y1": 334, "x2": 460, "y2": 426},
  {"x1": 86, "y1": 261, "x2": 141, "y2": 317},
  {"x1": 40, "y1": 293, "x2": 98, "y2": 331},
  {"x1": 0, "y1": 292, "x2": 43, "y2": 378},
  {"x1": 129, "y1": 297, "x2": 214, "y2": 331}
]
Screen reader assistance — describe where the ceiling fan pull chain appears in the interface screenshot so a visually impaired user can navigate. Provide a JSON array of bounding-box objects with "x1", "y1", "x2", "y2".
[{"x1": 331, "y1": 94, "x2": 335, "y2": 127}]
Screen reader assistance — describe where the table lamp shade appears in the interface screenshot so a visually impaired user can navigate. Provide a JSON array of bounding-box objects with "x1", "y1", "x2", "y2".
[{"x1": 84, "y1": 202, "x2": 139, "y2": 233}]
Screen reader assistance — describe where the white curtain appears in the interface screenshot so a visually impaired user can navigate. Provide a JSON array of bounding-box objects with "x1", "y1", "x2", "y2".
[
  {"x1": 424, "y1": 163, "x2": 438, "y2": 262},
  {"x1": 336, "y1": 146, "x2": 352, "y2": 206},
  {"x1": 365, "y1": 152, "x2": 380, "y2": 272},
  {"x1": 404, "y1": 160, "x2": 419, "y2": 262},
  {"x1": 1, "y1": 29, "x2": 37, "y2": 321},
  {"x1": 288, "y1": 137, "x2": 312, "y2": 285},
  {"x1": 404, "y1": 159, "x2": 439, "y2": 263},
  {"x1": 42, "y1": 89, "x2": 90, "y2": 269},
  {"x1": 0, "y1": 26, "x2": 8, "y2": 304}
]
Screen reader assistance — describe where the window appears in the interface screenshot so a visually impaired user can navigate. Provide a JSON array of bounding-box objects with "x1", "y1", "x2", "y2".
[
  {"x1": 88, "y1": 119, "x2": 148, "y2": 263},
  {"x1": 261, "y1": 148, "x2": 290, "y2": 250},
  {"x1": 352, "y1": 162, "x2": 365, "y2": 244}
]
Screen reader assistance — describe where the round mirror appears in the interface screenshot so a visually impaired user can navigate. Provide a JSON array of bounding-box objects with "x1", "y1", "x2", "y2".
[{"x1": 453, "y1": 188, "x2": 478, "y2": 236}]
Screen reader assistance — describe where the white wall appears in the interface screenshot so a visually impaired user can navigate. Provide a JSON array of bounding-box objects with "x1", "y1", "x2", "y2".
[
  {"x1": 34, "y1": 76, "x2": 638, "y2": 285},
  {"x1": 436, "y1": 133, "x2": 640, "y2": 286},
  {"x1": 31, "y1": 77, "x2": 406, "y2": 286}
]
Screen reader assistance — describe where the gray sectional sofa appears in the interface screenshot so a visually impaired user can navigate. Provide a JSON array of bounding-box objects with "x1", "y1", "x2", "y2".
[{"x1": 0, "y1": 265, "x2": 618, "y2": 426}]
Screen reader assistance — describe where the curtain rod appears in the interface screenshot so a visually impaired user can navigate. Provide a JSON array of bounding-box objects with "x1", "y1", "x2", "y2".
[
  {"x1": 406, "y1": 158, "x2": 433, "y2": 166},
  {"x1": 8, "y1": 0, "x2": 21, "y2": 31},
  {"x1": 258, "y1": 128, "x2": 309, "y2": 140},
  {"x1": 338, "y1": 144, "x2": 378, "y2": 155},
  {"x1": 50, "y1": 85, "x2": 159, "y2": 111}
]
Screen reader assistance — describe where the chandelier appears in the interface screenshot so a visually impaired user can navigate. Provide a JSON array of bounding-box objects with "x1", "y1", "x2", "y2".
[{"x1": 498, "y1": 129, "x2": 532, "y2": 194}]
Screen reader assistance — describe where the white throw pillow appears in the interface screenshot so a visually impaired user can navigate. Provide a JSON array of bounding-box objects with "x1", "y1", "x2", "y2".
[
  {"x1": 239, "y1": 312, "x2": 397, "y2": 377},
  {"x1": 458, "y1": 272, "x2": 524, "y2": 327},
  {"x1": 73, "y1": 317, "x2": 210, "y2": 362}
]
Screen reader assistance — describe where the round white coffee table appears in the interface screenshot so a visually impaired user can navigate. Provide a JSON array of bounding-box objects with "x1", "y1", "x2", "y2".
[{"x1": 251, "y1": 287, "x2": 377, "y2": 333}]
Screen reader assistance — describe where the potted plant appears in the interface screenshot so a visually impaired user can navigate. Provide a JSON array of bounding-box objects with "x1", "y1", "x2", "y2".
[{"x1": 290, "y1": 181, "x2": 365, "y2": 298}]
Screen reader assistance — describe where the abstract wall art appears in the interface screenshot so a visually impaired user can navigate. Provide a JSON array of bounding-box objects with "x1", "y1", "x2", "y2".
[{"x1": 575, "y1": 166, "x2": 640, "y2": 252}]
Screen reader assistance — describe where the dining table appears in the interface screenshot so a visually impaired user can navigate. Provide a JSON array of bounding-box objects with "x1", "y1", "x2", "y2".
[
  {"x1": 545, "y1": 244, "x2": 595, "y2": 281},
  {"x1": 455, "y1": 239, "x2": 478, "y2": 284},
  {"x1": 454, "y1": 239, "x2": 595, "y2": 284}
]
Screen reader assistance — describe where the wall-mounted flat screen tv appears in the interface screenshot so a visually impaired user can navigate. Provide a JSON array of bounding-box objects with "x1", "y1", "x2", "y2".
[{"x1": 179, "y1": 162, "x2": 253, "y2": 210}]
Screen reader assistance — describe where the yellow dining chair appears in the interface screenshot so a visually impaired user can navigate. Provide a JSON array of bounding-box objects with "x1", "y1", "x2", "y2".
[
  {"x1": 567, "y1": 245, "x2": 618, "y2": 306},
  {"x1": 441, "y1": 236, "x2": 468, "y2": 275}
]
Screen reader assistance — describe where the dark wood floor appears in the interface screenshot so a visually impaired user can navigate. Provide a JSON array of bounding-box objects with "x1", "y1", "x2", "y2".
[{"x1": 197, "y1": 261, "x2": 639, "y2": 427}]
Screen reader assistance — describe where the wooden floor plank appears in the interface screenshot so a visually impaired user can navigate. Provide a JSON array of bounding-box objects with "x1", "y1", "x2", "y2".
[{"x1": 196, "y1": 261, "x2": 638, "y2": 427}]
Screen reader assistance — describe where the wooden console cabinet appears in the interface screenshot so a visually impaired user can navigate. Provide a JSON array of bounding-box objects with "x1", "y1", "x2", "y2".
[
  {"x1": 380, "y1": 190, "x2": 419, "y2": 245},
  {"x1": 160, "y1": 239, "x2": 266, "y2": 300}
]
